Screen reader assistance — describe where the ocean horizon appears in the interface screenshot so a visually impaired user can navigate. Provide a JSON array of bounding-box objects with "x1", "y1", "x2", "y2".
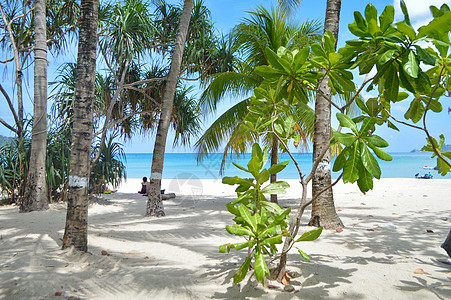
[{"x1": 123, "y1": 152, "x2": 451, "y2": 180}]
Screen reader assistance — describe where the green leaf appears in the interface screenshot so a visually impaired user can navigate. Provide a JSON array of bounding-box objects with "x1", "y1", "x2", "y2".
[
  {"x1": 368, "y1": 144, "x2": 393, "y2": 161},
  {"x1": 260, "y1": 181, "x2": 290, "y2": 194},
  {"x1": 343, "y1": 142, "x2": 361, "y2": 183},
  {"x1": 404, "y1": 98, "x2": 424, "y2": 123},
  {"x1": 254, "y1": 250, "x2": 270, "y2": 285},
  {"x1": 226, "y1": 202, "x2": 240, "y2": 216},
  {"x1": 232, "y1": 162, "x2": 249, "y2": 173},
  {"x1": 267, "y1": 160, "x2": 289, "y2": 174},
  {"x1": 336, "y1": 113, "x2": 358, "y2": 134},
  {"x1": 261, "y1": 201, "x2": 285, "y2": 215},
  {"x1": 233, "y1": 255, "x2": 252, "y2": 284},
  {"x1": 366, "y1": 98, "x2": 380, "y2": 117},
  {"x1": 379, "y1": 5, "x2": 395, "y2": 32},
  {"x1": 311, "y1": 43, "x2": 327, "y2": 58},
  {"x1": 297, "y1": 248, "x2": 311, "y2": 262},
  {"x1": 323, "y1": 31, "x2": 336, "y2": 54},
  {"x1": 398, "y1": 66, "x2": 416, "y2": 93},
  {"x1": 366, "y1": 135, "x2": 389, "y2": 147},
  {"x1": 359, "y1": 118, "x2": 377, "y2": 136},
  {"x1": 360, "y1": 143, "x2": 382, "y2": 179},
  {"x1": 295, "y1": 227, "x2": 323, "y2": 242},
  {"x1": 384, "y1": 64, "x2": 399, "y2": 102},
  {"x1": 257, "y1": 169, "x2": 270, "y2": 185},
  {"x1": 234, "y1": 240, "x2": 257, "y2": 251},
  {"x1": 357, "y1": 168, "x2": 374, "y2": 192},
  {"x1": 238, "y1": 205, "x2": 257, "y2": 232},
  {"x1": 400, "y1": 0, "x2": 411, "y2": 26},
  {"x1": 333, "y1": 148, "x2": 347, "y2": 172},
  {"x1": 293, "y1": 46, "x2": 310, "y2": 69},
  {"x1": 261, "y1": 234, "x2": 283, "y2": 245},
  {"x1": 397, "y1": 21, "x2": 416, "y2": 40},
  {"x1": 334, "y1": 132, "x2": 357, "y2": 147},
  {"x1": 403, "y1": 51, "x2": 419, "y2": 78},
  {"x1": 265, "y1": 47, "x2": 287, "y2": 72},
  {"x1": 226, "y1": 225, "x2": 255, "y2": 237},
  {"x1": 414, "y1": 46, "x2": 436, "y2": 66},
  {"x1": 418, "y1": 10, "x2": 451, "y2": 39}
]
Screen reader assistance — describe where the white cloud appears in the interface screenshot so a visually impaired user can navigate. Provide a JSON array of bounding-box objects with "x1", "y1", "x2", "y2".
[{"x1": 392, "y1": 0, "x2": 451, "y2": 28}]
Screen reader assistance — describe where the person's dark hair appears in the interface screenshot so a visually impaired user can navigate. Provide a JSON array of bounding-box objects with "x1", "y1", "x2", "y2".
[{"x1": 143, "y1": 177, "x2": 147, "y2": 182}]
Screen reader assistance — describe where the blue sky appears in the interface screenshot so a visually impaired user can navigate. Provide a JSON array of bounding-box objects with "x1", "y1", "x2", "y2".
[{"x1": 1, "y1": 0, "x2": 450, "y2": 153}]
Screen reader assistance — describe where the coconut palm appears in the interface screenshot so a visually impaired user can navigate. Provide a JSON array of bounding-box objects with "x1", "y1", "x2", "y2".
[
  {"x1": 195, "y1": 5, "x2": 321, "y2": 202},
  {"x1": 62, "y1": 0, "x2": 99, "y2": 252}
]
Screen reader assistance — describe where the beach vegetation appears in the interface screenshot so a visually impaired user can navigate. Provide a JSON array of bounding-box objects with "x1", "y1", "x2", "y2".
[{"x1": 221, "y1": 143, "x2": 322, "y2": 285}]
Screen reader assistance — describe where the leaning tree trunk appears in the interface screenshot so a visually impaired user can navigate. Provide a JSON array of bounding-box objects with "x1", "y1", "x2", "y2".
[
  {"x1": 442, "y1": 229, "x2": 451, "y2": 258},
  {"x1": 62, "y1": 0, "x2": 99, "y2": 251},
  {"x1": 146, "y1": 0, "x2": 194, "y2": 217},
  {"x1": 21, "y1": 0, "x2": 48, "y2": 212},
  {"x1": 308, "y1": 0, "x2": 343, "y2": 229}
]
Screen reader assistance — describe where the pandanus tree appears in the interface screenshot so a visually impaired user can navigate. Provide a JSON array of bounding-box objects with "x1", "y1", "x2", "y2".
[{"x1": 195, "y1": 6, "x2": 322, "y2": 203}]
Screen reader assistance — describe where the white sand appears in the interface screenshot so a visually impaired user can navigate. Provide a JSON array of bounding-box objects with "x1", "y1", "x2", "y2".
[{"x1": 0, "y1": 178, "x2": 450, "y2": 299}]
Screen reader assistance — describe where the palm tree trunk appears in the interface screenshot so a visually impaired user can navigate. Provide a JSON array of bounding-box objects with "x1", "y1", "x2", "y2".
[
  {"x1": 308, "y1": 0, "x2": 343, "y2": 229},
  {"x1": 270, "y1": 137, "x2": 278, "y2": 203},
  {"x1": 146, "y1": 0, "x2": 194, "y2": 217},
  {"x1": 62, "y1": 0, "x2": 99, "y2": 251},
  {"x1": 21, "y1": 0, "x2": 48, "y2": 212},
  {"x1": 442, "y1": 229, "x2": 451, "y2": 258}
]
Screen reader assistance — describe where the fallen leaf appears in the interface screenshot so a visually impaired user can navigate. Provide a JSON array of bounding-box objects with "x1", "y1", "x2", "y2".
[
  {"x1": 281, "y1": 272, "x2": 291, "y2": 286},
  {"x1": 392, "y1": 213, "x2": 398, "y2": 215},
  {"x1": 113, "y1": 204, "x2": 118, "y2": 207},
  {"x1": 358, "y1": 218, "x2": 363, "y2": 221},
  {"x1": 367, "y1": 215, "x2": 374, "y2": 217},
  {"x1": 413, "y1": 268, "x2": 430, "y2": 275},
  {"x1": 393, "y1": 204, "x2": 397, "y2": 206},
  {"x1": 426, "y1": 230, "x2": 434, "y2": 233},
  {"x1": 144, "y1": 256, "x2": 149, "y2": 259},
  {"x1": 337, "y1": 209, "x2": 342, "y2": 212},
  {"x1": 336, "y1": 228, "x2": 343, "y2": 233},
  {"x1": 55, "y1": 292, "x2": 62, "y2": 296},
  {"x1": 101, "y1": 250, "x2": 108, "y2": 256},
  {"x1": 367, "y1": 229, "x2": 375, "y2": 232},
  {"x1": 361, "y1": 203, "x2": 366, "y2": 205},
  {"x1": 423, "y1": 195, "x2": 428, "y2": 197},
  {"x1": 267, "y1": 285, "x2": 280, "y2": 289},
  {"x1": 441, "y1": 217, "x2": 448, "y2": 221}
]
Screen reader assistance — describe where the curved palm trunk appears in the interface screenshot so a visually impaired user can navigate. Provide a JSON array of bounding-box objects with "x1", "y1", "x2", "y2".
[
  {"x1": 146, "y1": 0, "x2": 194, "y2": 217},
  {"x1": 21, "y1": 0, "x2": 48, "y2": 212},
  {"x1": 62, "y1": 0, "x2": 99, "y2": 251},
  {"x1": 308, "y1": 0, "x2": 343, "y2": 229}
]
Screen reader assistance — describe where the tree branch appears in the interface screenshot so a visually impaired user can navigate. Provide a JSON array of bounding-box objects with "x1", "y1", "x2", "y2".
[
  {"x1": 0, "y1": 83, "x2": 19, "y2": 126},
  {"x1": 0, "y1": 117, "x2": 17, "y2": 133}
]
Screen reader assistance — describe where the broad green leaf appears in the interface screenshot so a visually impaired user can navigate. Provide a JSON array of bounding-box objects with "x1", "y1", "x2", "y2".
[
  {"x1": 283, "y1": 115, "x2": 296, "y2": 134},
  {"x1": 238, "y1": 205, "x2": 257, "y2": 231},
  {"x1": 263, "y1": 207, "x2": 292, "y2": 233},
  {"x1": 234, "y1": 240, "x2": 257, "y2": 251},
  {"x1": 311, "y1": 43, "x2": 327, "y2": 58},
  {"x1": 400, "y1": 0, "x2": 411, "y2": 26},
  {"x1": 294, "y1": 227, "x2": 323, "y2": 242},
  {"x1": 378, "y1": 50, "x2": 396, "y2": 65},
  {"x1": 418, "y1": 10, "x2": 451, "y2": 39},
  {"x1": 355, "y1": 11, "x2": 368, "y2": 30},
  {"x1": 384, "y1": 64, "x2": 399, "y2": 102},
  {"x1": 219, "y1": 243, "x2": 232, "y2": 253},
  {"x1": 414, "y1": 46, "x2": 436, "y2": 65},
  {"x1": 359, "y1": 117, "x2": 377, "y2": 136},
  {"x1": 226, "y1": 225, "x2": 255, "y2": 237},
  {"x1": 257, "y1": 169, "x2": 270, "y2": 185},
  {"x1": 336, "y1": 113, "x2": 358, "y2": 134},
  {"x1": 265, "y1": 47, "x2": 287, "y2": 72},
  {"x1": 420, "y1": 97, "x2": 442, "y2": 113},
  {"x1": 223, "y1": 176, "x2": 252, "y2": 186},
  {"x1": 267, "y1": 160, "x2": 289, "y2": 174},
  {"x1": 226, "y1": 202, "x2": 240, "y2": 216},
  {"x1": 366, "y1": 135, "x2": 389, "y2": 148},
  {"x1": 379, "y1": 5, "x2": 395, "y2": 32},
  {"x1": 403, "y1": 51, "x2": 419, "y2": 78},
  {"x1": 360, "y1": 143, "x2": 382, "y2": 179},
  {"x1": 293, "y1": 46, "x2": 310, "y2": 69},
  {"x1": 233, "y1": 255, "x2": 252, "y2": 284},
  {"x1": 397, "y1": 21, "x2": 416, "y2": 40},
  {"x1": 261, "y1": 234, "x2": 283, "y2": 245},
  {"x1": 334, "y1": 132, "x2": 357, "y2": 147},
  {"x1": 404, "y1": 98, "x2": 424, "y2": 123},
  {"x1": 343, "y1": 142, "x2": 361, "y2": 183},
  {"x1": 436, "y1": 156, "x2": 451, "y2": 175},
  {"x1": 260, "y1": 181, "x2": 290, "y2": 194},
  {"x1": 297, "y1": 248, "x2": 311, "y2": 262},
  {"x1": 398, "y1": 66, "x2": 416, "y2": 93},
  {"x1": 232, "y1": 162, "x2": 249, "y2": 173},
  {"x1": 357, "y1": 168, "x2": 374, "y2": 192},
  {"x1": 333, "y1": 148, "x2": 348, "y2": 172},
  {"x1": 365, "y1": 4, "x2": 378, "y2": 22},
  {"x1": 366, "y1": 98, "x2": 380, "y2": 117},
  {"x1": 323, "y1": 31, "x2": 336, "y2": 54},
  {"x1": 368, "y1": 144, "x2": 393, "y2": 161},
  {"x1": 261, "y1": 201, "x2": 285, "y2": 215},
  {"x1": 247, "y1": 156, "x2": 261, "y2": 177},
  {"x1": 254, "y1": 250, "x2": 270, "y2": 285}
]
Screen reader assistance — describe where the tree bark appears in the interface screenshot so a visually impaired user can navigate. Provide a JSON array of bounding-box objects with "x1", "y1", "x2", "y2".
[
  {"x1": 308, "y1": 0, "x2": 343, "y2": 229},
  {"x1": 62, "y1": 0, "x2": 99, "y2": 251},
  {"x1": 270, "y1": 137, "x2": 278, "y2": 203},
  {"x1": 21, "y1": 0, "x2": 48, "y2": 212},
  {"x1": 146, "y1": 0, "x2": 194, "y2": 217},
  {"x1": 442, "y1": 229, "x2": 451, "y2": 258}
]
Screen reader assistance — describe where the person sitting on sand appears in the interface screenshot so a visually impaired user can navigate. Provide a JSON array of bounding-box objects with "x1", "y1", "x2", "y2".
[{"x1": 138, "y1": 177, "x2": 148, "y2": 194}]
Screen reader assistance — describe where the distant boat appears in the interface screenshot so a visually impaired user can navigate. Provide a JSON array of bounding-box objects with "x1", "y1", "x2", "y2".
[
  {"x1": 423, "y1": 166, "x2": 435, "y2": 170},
  {"x1": 415, "y1": 172, "x2": 433, "y2": 179}
]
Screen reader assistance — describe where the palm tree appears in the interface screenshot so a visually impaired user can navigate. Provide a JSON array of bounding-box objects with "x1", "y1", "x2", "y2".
[
  {"x1": 195, "y1": 6, "x2": 321, "y2": 202},
  {"x1": 146, "y1": 0, "x2": 194, "y2": 217},
  {"x1": 62, "y1": 0, "x2": 99, "y2": 252},
  {"x1": 308, "y1": 0, "x2": 343, "y2": 229},
  {"x1": 21, "y1": 0, "x2": 48, "y2": 212}
]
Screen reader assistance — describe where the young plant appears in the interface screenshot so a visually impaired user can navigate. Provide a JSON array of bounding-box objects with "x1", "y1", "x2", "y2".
[{"x1": 220, "y1": 143, "x2": 322, "y2": 286}]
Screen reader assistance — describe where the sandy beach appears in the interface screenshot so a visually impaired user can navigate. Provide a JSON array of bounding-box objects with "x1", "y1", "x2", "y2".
[{"x1": 0, "y1": 178, "x2": 450, "y2": 299}]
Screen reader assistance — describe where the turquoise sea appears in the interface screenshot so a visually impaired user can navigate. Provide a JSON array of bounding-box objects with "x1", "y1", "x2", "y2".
[{"x1": 124, "y1": 152, "x2": 451, "y2": 180}]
